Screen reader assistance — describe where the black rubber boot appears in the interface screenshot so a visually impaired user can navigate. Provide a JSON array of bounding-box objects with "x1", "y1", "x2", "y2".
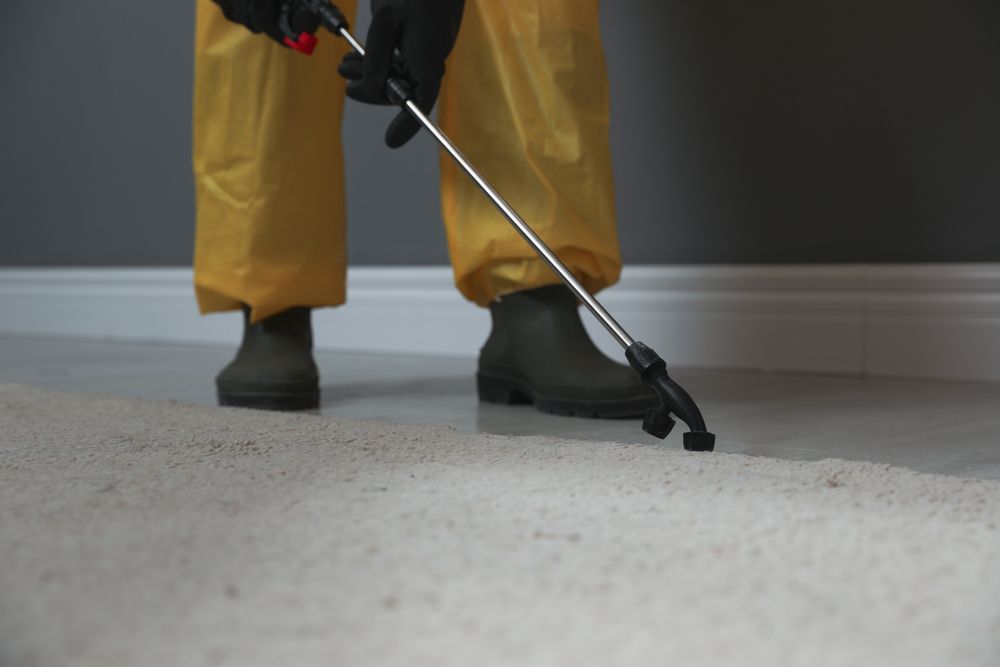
[
  {"x1": 216, "y1": 306, "x2": 319, "y2": 411},
  {"x1": 477, "y1": 284, "x2": 657, "y2": 418}
]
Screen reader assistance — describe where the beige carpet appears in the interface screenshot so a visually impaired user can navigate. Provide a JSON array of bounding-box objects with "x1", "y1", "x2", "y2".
[{"x1": 1, "y1": 383, "x2": 999, "y2": 667}]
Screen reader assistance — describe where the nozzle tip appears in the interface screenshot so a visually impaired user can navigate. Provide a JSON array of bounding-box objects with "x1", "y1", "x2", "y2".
[
  {"x1": 683, "y1": 431, "x2": 716, "y2": 452},
  {"x1": 642, "y1": 407, "x2": 676, "y2": 440}
]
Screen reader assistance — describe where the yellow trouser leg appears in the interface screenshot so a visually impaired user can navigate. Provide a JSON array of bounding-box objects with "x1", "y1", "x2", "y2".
[
  {"x1": 195, "y1": 0, "x2": 617, "y2": 315},
  {"x1": 192, "y1": 0, "x2": 357, "y2": 323},
  {"x1": 438, "y1": 0, "x2": 622, "y2": 306}
]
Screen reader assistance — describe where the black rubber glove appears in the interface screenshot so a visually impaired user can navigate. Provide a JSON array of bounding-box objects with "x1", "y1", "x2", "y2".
[
  {"x1": 338, "y1": 0, "x2": 465, "y2": 148},
  {"x1": 212, "y1": 0, "x2": 320, "y2": 46}
]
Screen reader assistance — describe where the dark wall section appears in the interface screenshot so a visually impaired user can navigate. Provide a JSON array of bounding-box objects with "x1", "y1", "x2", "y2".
[
  {"x1": 0, "y1": 1, "x2": 198, "y2": 265},
  {"x1": 1, "y1": 1, "x2": 998, "y2": 266},
  {"x1": 605, "y1": 1, "x2": 1000, "y2": 263}
]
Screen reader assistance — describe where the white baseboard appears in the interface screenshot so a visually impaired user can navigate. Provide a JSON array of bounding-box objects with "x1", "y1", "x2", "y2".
[{"x1": 1, "y1": 265, "x2": 999, "y2": 381}]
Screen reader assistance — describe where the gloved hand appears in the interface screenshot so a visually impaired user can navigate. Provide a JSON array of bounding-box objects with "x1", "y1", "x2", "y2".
[
  {"x1": 338, "y1": 0, "x2": 465, "y2": 148},
  {"x1": 211, "y1": 0, "x2": 320, "y2": 47}
]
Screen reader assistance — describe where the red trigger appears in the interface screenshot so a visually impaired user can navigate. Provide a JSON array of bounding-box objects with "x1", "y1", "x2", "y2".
[{"x1": 284, "y1": 31, "x2": 318, "y2": 55}]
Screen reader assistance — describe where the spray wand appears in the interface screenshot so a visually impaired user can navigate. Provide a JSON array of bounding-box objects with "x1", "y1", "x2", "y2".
[{"x1": 277, "y1": 0, "x2": 716, "y2": 451}]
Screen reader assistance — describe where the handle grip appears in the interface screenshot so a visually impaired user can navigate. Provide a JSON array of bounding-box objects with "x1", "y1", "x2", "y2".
[
  {"x1": 304, "y1": 0, "x2": 349, "y2": 33},
  {"x1": 278, "y1": 0, "x2": 347, "y2": 54},
  {"x1": 384, "y1": 77, "x2": 414, "y2": 105},
  {"x1": 280, "y1": 0, "x2": 413, "y2": 105}
]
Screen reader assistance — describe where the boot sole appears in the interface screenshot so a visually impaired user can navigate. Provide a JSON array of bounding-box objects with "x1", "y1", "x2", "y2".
[
  {"x1": 217, "y1": 390, "x2": 319, "y2": 411},
  {"x1": 477, "y1": 372, "x2": 654, "y2": 419}
]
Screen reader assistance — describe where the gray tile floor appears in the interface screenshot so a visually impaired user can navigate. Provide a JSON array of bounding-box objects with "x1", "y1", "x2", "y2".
[{"x1": 2, "y1": 334, "x2": 999, "y2": 480}]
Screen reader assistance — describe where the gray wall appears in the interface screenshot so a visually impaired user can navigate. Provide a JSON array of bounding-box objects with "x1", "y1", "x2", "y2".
[{"x1": 2, "y1": 1, "x2": 999, "y2": 266}]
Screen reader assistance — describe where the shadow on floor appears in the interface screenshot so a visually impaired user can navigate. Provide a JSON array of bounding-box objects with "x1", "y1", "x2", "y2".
[{"x1": 321, "y1": 375, "x2": 475, "y2": 402}]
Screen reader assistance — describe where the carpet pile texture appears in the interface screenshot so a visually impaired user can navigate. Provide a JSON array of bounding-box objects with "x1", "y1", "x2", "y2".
[{"x1": 1, "y1": 383, "x2": 999, "y2": 666}]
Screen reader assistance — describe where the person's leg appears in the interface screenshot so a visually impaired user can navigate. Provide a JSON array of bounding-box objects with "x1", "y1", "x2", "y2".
[
  {"x1": 437, "y1": 0, "x2": 653, "y2": 417},
  {"x1": 193, "y1": 0, "x2": 357, "y2": 321},
  {"x1": 193, "y1": 0, "x2": 357, "y2": 409},
  {"x1": 437, "y1": 0, "x2": 620, "y2": 304}
]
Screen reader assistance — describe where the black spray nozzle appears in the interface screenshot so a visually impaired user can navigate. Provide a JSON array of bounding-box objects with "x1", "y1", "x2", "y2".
[{"x1": 626, "y1": 342, "x2": 716, "y2": 451}]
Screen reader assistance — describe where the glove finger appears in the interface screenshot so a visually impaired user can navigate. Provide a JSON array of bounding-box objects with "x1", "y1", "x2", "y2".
[
  {"x1": 262, "y1": 24, "x2": 289, "y2": 45},
  {"x1": 382, "y1": 74, "x2": 441, "y2": 147},
  {"x1": 338, "y1": 52, "x2": 364, "y2": 80},
  {"x1": 385, "y1": 110, "x2": 422, "y2": 149},
  {"x1": 362, "y1": 4, "x2": 404, "y2": 101},
  {"x1": 346, "y1": 80, "x2": 393, "y2": 106},
  {"x1": 411, "y1": 76, "x2": 442, "y2": 115},
  {"x1": 339, "y1": 52, "x2": 406, "y2": 82},
  {"x1": 252, "y1": 2, "x2": 287, "y2": 44}
]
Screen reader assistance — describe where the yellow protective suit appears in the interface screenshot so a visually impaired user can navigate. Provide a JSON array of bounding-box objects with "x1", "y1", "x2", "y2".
[{"x1": 193, "y1": 0, "x2": 621, "y2": 322}]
